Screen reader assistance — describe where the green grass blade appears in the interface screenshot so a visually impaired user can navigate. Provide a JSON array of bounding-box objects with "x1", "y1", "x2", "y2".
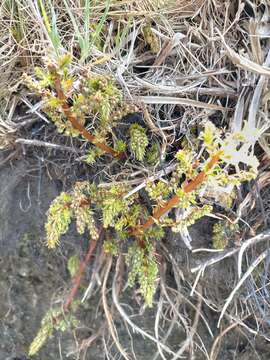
[
  {"x1": 89, "y1": 0, "x2": 110, "y2": 52},
  {"x1": 38, "y1": 0, "x2": 51, "y2": 33},
  {"x1": 62, "y1": 0, "x2": 85, "y2": 53},
  {"x1": 38, "y1": 0, "x2": 62, "y2": 56},
  {"x1": 63, "y1": 0, "x2": 111, "y2": 63}
]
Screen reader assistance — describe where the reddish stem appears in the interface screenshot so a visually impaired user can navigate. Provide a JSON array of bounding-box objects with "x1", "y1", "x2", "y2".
[
  {"x1": 132, "y1": 153, "x2": 221, "y2": 235},
  {"x1": 54, "y1": 76, "x2": 123, "y2": 158},
  {"x1": 63, "y1": 231, "x2": 103, "y2": 312}
]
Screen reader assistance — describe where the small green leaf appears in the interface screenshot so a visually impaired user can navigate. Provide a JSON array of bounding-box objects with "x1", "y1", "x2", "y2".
[
  {"x1": 129, "y1": 124, "x2": 149, "y2": 161},
  {"x1": 67, "y1": 255, "x2": 80, "y2": 278},
  {"x1": 58, "y1": 54, "x2": 72, "y2": 69}
]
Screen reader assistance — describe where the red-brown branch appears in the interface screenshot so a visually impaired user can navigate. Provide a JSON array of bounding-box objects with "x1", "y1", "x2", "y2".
[
  {"x1": 132, "y1": 153, "x2": 221, "y2": 236},
  {"x1": 54, "y1": 76, "x2": 123, "y2": 158},
  {"x1": 63, "y1": 231, "x2": 103, "y2": 312}
]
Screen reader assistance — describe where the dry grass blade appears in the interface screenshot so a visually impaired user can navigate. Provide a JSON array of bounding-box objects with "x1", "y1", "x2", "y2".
[
  {"x1": 112, "y1": 256, "x2": 177, "y2": 357},
  {"x1": 102, "y1": 256, "x2": 131, "y2": 360},
  {"x1": 0, "y1": 116, "x2": 16, "y2": 149},
  {"x1": 171, "y1": 286, "x2": 203, "y2": 360},
  {"x1": 210, "y1": 321, "x2": 240, "y2": 360},
  {"x1": 218, "y1": 248, "x2": 270, "y2": 328},
  {"x1": 139, "y1": 96, "x2": 228, "y2": 111},
  {"x1": 248, "y1": 49, "x2": 270, "y2": 129},
  {"x1": 15, "y1": 138, "x2": 83, "y2": 154},
  {"x1": 237, "y1": 229, "x2": 270, "y2": 278},
  {"x1": 218, "y1": 29, "x2": 270, "y2": 76},
  {"x1": 191, "y1": 229, "x2": 270, "y2": 275}
]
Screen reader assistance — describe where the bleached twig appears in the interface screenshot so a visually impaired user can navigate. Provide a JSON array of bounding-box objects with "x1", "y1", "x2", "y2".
[
  {"x1": 217, "y1": 248, "x2": 270, "y2": 328},
  {"x1": 191, "y1": 229, "x2": 270, "y2": 275},
  {"x1": 15, "y1": 138, "x2": 83, "y2": 154}
]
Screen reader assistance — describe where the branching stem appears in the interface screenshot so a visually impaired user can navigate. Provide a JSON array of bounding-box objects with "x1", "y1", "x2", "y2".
[
  {"x1": 54, "y1": 76, "x2": 123, "y2": 158},
  {"x1": 63, "y1": 230, "x2": 103, "y2": 311},
  {"x1": 133, "y1": 153, "x2": 221, "y2": 235}
]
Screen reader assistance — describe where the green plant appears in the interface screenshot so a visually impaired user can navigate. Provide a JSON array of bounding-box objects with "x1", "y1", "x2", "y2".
[
  {"x1": 62, "y1": 0, "x2": 111, "y2": 63},
  {"x1": 36, "y1": 0, "x2": 111, "y2": 62},
  {"x1": 37, "y1": 0, "x2": 62, "y2": 55},
  {"x1": 27, "y1": 61, "x2": 261, "y2": 354},
  {"x1": 142, "y1": 23, "x2": 160, "y2": 54},
  {"x1": 133, "y1": 121, "x2": 259, "y2": 235},
  {"x1": 29, "y1": 307, "x2": 79, "y2": 356},
  {"x1": 43, "y1": 121, "x2": 259, "y2": 303},
  {"x1": 129, "y1": 123, "x2": 149, "y2": 161},
  {"x1": 212, "y1": 220, "x2": 240, "y2": 249},
  {"x1": 23, "y1": 54, "x2": 138, "y2": 159}
]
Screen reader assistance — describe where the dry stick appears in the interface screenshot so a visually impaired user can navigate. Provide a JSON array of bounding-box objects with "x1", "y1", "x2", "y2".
[
  {"x1": 0, "y1": 149, "x2": 20, "y2": 167},
  {"x1": 15, "y1": 138, "x2": 83, "y2": 154},
  {"x1": 112, "y1": 256, "x2": 177, "y2": 357},
  {"x1": 217, "y1": 248, "x2": 270, "y2": 328},
  {"x1": 102, "y1": 256, "x2": 131, "y2": 360},
  {"x1": 154, "y1": 296, "x2": 168, "y2": 360},
  {"x1": 63, "y1": 232, "x2": 102, "y2": 312},
  {"x1": 133, "y1": 153, "x2": 221, "y2": 235},
  {"x1": 190, "y1": 229, "x2": 270, "y2": 274},
  {"x1": 209, "y1": 321, "x2": 240, "y2": 360},
  {"x1": 53, "y1": 76, "x2": 122, "y2": 158},
  {"x1": 171, "y1": 286, "x2": 203, "y2": 360}
]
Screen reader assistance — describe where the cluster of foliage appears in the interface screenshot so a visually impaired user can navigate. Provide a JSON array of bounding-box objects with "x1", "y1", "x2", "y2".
[
  {"x1": 212, "y1": 220, "x2": 240, "y2": 249},
  {"x1": 45, "y1": 179, "x2": 164, "y2": 307},
  {"x1": 23, "y1": 54, "x2": 150, "y2": 163},
  {"x1": 25, "y1": 54, "x2": 261, "y2": 356},
  {"x1": 43, "y1": 120, "x2": 259, "y2": 305},
  {"x1": 28, "y1": 307, "x2": 78, "y2": 356}
]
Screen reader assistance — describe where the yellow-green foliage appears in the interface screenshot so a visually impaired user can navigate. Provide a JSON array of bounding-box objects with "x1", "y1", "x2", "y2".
[
  {"x1": 72, "y1": 182, "x2": 98, "y2": 239},
  {"x1": 126, "y1": 242, "x2": 158, "y2": 307},
  {"x1": 28, "y1": 315, "x2": 53, "y2": 356},
  {"x1": 40, "y1": 119, "x2": 260, "y2": 355},
  {"x1": 46, "y1": 182, "x2": 141, "y2": 242},
  {"x1": 212, "y1": 221, "x2": 240, "y2": 249},
  {"x1": 45, "y1": 180, "x2": 162, "y2": 305},
  {"x1": 126, "y1": 227, "x2": 164, "y2": 307},
  {"x1": 23, "y1": 54, "x2": 138, "y2": 159},
  {"x1": 129, "y1": 123, "x2": 149, "y2": 161},
  {"x1": 142, "y1": 24, "x2": 160, "y2": 54},
  {"x1": 200, "y1": 120, "x2": 259, "y2": 179},
  {"x1": 146, "y1": 180, "x2": 171, "y2": 205},
  {"x1": 67, "y1": 255, "x2": 80, "y2": 278},
  {"x1": 145, "y1": 122, "x2": 259, "y2": 233},
  {"x1": 103, "y1": 239, "x2": 118, "y2": 256},
  {"x1": 45, "y1": 192, "x2": 73, "y2": 249},
  {"x1": 171, "y1": 204, "x2": 213, "y2": 233},
  {"x1": 29, "y1": 307, "x2": 78, "y2": 356},
  {"x1": 175, "y1": 148, "x2": 197, "y2": 178},
  {"x1": 145, "y1": 146, "x2": 213, "y2": 231},
  {"x1": 146, "y1": 143, "x2": 160, "y2": 166},
  {"x1": 46, "y1": 182, "x2": 98, "y2": 249},
  {"x1": 45, "y1": 121, "x2": 260, "y2": 298}
]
